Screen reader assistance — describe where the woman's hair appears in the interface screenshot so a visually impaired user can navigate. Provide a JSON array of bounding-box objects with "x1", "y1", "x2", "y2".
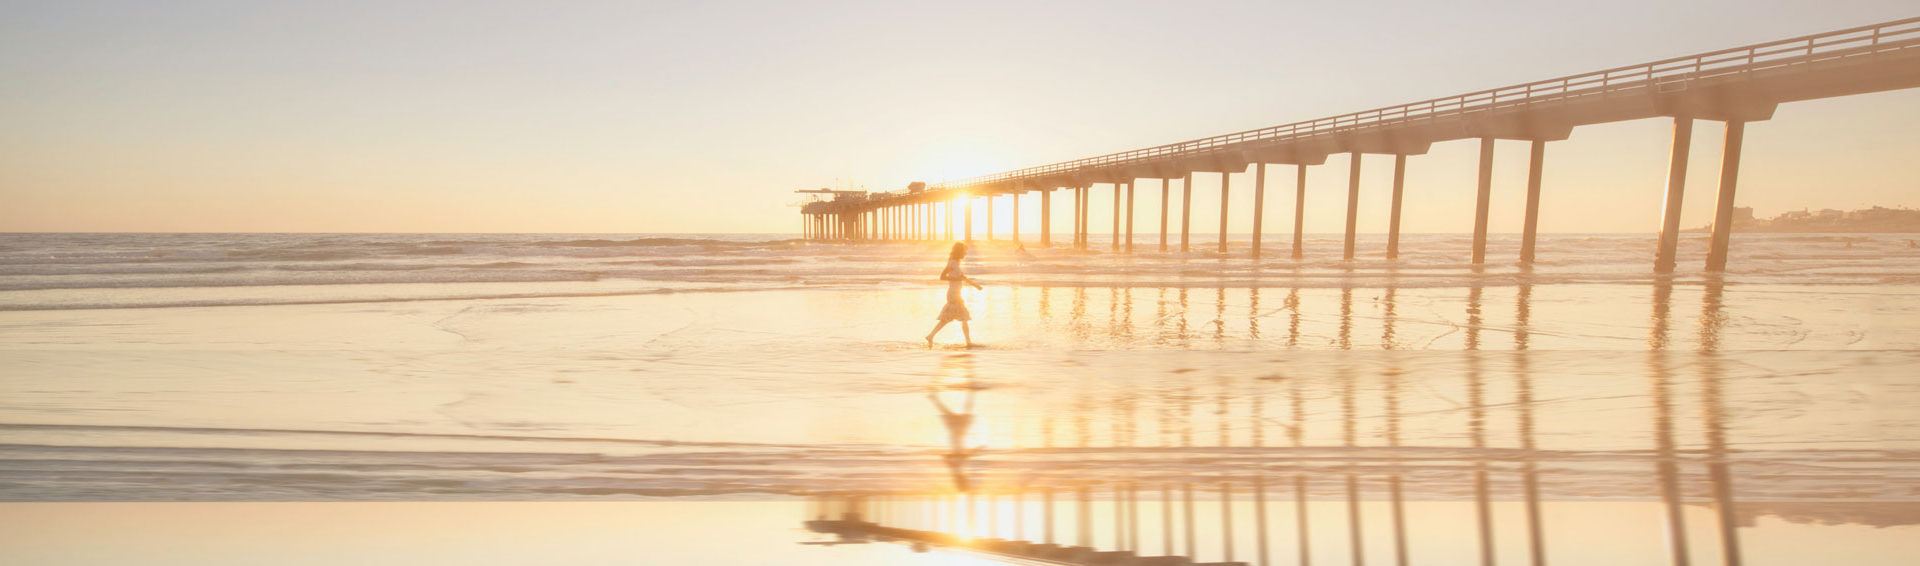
[{"x1": 949, "y1": 242, "x2": 967, "y2": 260}]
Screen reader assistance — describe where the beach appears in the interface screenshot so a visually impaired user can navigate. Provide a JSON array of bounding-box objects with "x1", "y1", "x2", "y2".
[{"x1": 2, "y1": 232, "x2": 1918, "y2": 564}]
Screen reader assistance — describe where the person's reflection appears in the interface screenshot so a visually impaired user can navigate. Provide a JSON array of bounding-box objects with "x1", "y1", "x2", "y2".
[{"x1": 930, "y1": 355, "x2": 982, "y2": 493}]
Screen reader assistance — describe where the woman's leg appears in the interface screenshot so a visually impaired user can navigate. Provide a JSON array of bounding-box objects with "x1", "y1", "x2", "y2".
[
  {"x1": 960, "y1": 322, "x2": 972, "y2": 346},
  {"x1": 926, "y1": 320, "x2": 951, "y2": 345}
]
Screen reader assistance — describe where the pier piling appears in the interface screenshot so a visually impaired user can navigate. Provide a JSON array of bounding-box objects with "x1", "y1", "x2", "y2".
[
  {"x1": 1219, "y1": 171, "x2": 1232, "y2": 254},
  {"x1": 1345, "y1": 152, "x2": 1362, "y2": 261},
  {"x1": 1388, "y1": 155, "x2": 1406, "y2": 260},
  {"x1": 1472, "y1": 137, "x2": 1495, "y2": 265},
  {"x1": 1706, "y1": 121, "x2": 1746, "y2": 272},
  {"x1": 1159, "y1": 179, "x2": 1170, "y2": 252},
  {"x1": 1656, "y1": 118, "x2": 1694, "y2": 273},
  {"x1": 1181, "y1": 173, "x2": 1193, "y2": 253},
  {"x1": 1520, "y1": 140, "x2": 1546, "y2": 265},
  {"x1": 1042, "y1": 189, "x2": 1052, "y2": 247},
  {"x1": 1253, "y1": 163, "x2": 1267, "y2": 260},
  {"x1": 1292, "y1": 164, "x2": 1306, "y2": 260}
]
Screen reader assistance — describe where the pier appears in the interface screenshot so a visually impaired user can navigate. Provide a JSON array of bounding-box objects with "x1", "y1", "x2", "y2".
[{"x1": 798, "y1": 17, "x2": 1920, "y2": 272}]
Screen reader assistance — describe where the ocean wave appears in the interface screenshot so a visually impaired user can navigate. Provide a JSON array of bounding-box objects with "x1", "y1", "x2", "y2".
[
  {"x1": 0, "y1": 270, "x2": 601, "y2": 291},
  {"x1": 531, "y1": 237, "x2": 767, "y2": 249},
  {"x1": 0, "y1": 284, "x2": 808, "y2": 311},
  {"x1": 1, "y1": 233, "x2": 1916, "y2": 302},
  {"x1": 4, "y1": 438, "x2": 1909, "y2": 502}
]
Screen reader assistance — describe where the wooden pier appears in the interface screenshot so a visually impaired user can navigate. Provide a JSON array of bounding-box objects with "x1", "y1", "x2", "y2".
[{"x1": 798, "y1": 17, "x2": 1920, "y2": 272}]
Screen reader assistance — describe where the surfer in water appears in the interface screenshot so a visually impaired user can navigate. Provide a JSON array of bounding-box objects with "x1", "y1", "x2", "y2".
[{"x1": 926, "y1": 243, "x2": 983, "y2": 348}]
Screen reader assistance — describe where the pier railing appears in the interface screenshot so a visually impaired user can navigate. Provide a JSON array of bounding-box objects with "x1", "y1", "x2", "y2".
[{"x1": 934, "y1": 16, "x2": 1920, "y2": 190}]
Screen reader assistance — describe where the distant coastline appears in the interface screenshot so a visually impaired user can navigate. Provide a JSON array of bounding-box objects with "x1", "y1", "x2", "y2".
[{"x1": 1689, "y1": 206, "x2": 1920, "y2": 233}]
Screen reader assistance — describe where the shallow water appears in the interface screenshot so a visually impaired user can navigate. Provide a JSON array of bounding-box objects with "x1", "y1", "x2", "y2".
[{"x1": 1, "y1": 233, "x2": 1916, "y2": 564}]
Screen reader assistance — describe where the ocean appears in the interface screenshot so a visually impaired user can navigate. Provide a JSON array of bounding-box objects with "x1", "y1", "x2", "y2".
[
  {"x1": 1, "y1": 232, "x2": 1917, "y2": 311},
  {"x1": 1, "y1": 232, "x2": 1916, "y2": 564}
]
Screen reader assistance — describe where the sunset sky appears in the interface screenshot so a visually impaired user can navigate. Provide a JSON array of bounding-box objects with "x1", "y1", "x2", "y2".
[{"x1": 3, "y1": 1, "x2": 1916, "y2": 234}]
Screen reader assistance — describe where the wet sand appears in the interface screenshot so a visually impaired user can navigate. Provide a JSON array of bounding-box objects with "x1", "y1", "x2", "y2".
[{"x1": 3, "y1": 272, "x2": 1918, "y2": 563}]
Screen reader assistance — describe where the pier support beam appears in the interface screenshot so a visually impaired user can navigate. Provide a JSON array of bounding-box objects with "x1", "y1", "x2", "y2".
[
  {"x1": 986, "y1": 195, "x2": 993, "y2": 240},
  {"x1": 945, "y1": 199, "x2": 954, "y2": 241},
  {"x1": 1292, "y1": 164, "x2": 1306, "y2": 260},
  {"x1": 1520, "y1": 140, "x2": 1546, "y2": 265},
  {"x1": 1219, "y1": 171, "x2": 1231, "y2": 254},
  {"x1": 965, "y1": 196, "x2": 973, "y2": 242},
  {"x1": 1042, "y1": 189, "x2": 1052, "y2": 247},
  {"x1": 1388, "y1": 155, "x2": 1406, "y2": 260},
  {"x1": 1112, "y1": 184, "x2": 1122, "y2": 251},
  {"x1": 1071, "y1": 188, "x2": 1082, "y2": 249},
  {"x1": 1472, "y1": 137, "x2": 1494, "y2": 265},
  {"x1": 1125, "y1": 182, "x2": 1136, "y2": 253},
  {"x1": 1078, "y1": 187, "x2": 1088, "y2": 250},
  {"x1": 1253, "y1": 163, "x2": 1267, "y2": 260},
  {"x1": 1344, "y1": 152, "x2": 1362, "y2": 261},
  {"x1": 1159, "y1": 179, "x2": 1170, "y2": 252},
  {"x1": 1181, "y1": 173, "x2": 1193, "y2": 252},
  {"x1": 1081, "y1": 186, "x2": 1091, "y2": 250},
  {"x1": 1013, "y1": 193, "x2": 1021, "y2": 245},
  {"x1": 1706, "y1": 121, "x2": 1746, "y2": 272},
  {"x1": 1656, "y1": 118, "x2": 1694, "y2": 273}
]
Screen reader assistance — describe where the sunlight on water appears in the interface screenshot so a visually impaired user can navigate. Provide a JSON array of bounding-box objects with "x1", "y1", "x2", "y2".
[{"x1": 2, "y1": 233, "x2": 1917, "y2": 564}]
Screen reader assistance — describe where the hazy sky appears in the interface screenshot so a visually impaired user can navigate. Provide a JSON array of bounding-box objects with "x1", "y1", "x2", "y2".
[{"x1": 3, "y1": 1, "x2": 1916, "y2": 233}]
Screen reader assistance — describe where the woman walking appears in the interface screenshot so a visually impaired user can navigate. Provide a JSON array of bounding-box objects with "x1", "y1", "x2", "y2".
[{"x1": 926, "y1": 243, "x2": 983, "y2": 347}]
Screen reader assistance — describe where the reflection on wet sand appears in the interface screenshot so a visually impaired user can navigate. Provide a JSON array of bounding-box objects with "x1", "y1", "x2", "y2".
[{"x1": 805, "y1": 277, "x2": 1914, "y2": 565}]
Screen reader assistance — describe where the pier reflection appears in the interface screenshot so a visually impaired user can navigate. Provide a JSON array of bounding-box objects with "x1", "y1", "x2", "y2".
[{"x1": 803, "y1": 278, "x2": 1907, "y2": 565}]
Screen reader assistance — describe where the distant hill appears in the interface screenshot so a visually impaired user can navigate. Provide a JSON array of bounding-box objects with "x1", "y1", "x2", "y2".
[{"x1": 1689, "y1": 206, "x2": 1920, "y2": 233}]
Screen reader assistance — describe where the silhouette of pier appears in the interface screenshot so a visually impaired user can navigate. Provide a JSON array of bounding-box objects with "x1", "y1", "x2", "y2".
[{"x1": 798, "y1": 18, "x2": 1920, "y2": 272}]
